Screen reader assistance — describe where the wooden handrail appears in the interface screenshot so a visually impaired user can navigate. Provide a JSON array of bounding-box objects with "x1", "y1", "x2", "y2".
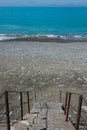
[
  {"x1": 0, "y1": 91, "x2": 31, "y2": 130},
  {"x1": 64, "y1": 92, "x2": 68, "y2": 115},
  {"x1": 66, "y1": 93, "x2": 72, "y2": 122},
  {"x1": 0, "y1": 90, "x2": 86, "y2": 130},
  {"x1": 5, "y1": 91, "x2": 10, "y2": 130},
  {"x1": 7, "y1": 90, "x2": 30, "y2": 93},
  {"x1": 60, "y1": 90, "x2": 62, "y2": 102},
  {"x1": 75, "y1": 95, "x2": 83, "y2": 130},
  {"x1": 60, "y1": 90, "x2": 84, "y2": 130},
  {"x1": 60, "y1": 90, "x2": 81, "y2": 96},
  {"x1": 20, "y1": 92, "x2": 23, "y2": 120},
  {"x1": 27, "y1": 92, "x2": 30, "y2": 113}
]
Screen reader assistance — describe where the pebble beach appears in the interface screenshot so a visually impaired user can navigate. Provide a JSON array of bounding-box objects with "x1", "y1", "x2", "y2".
[{"x1": 0, "y1": 41, "x2": 87, "y2": 98}]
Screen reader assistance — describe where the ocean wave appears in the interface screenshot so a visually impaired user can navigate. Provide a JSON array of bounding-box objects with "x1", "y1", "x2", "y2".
[
  {"x1": 2, "y1": 25, "x2": 20, "y2": 29},
  {"x1": 0, "y1": 34, "x2": 18, "y2": 41},
  {"x1": 45, "y1": 35, "x2": 58, "y2": 38},
  {"x1": 0, "y1": 34, "x2": 87, "y2": 42}
]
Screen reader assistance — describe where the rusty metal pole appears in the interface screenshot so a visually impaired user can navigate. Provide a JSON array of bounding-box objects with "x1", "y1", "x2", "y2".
[
  {"x1": 20, "y1": 92, "x2": 23, "y2": 120},
  {"x1": 66, "y1": 93, "x2": 71, "y2": 122},
  {"x1": 35, "y1": 90, "x2": 37, "y2": 102},
  {"x1": 5, "y1": 91, "x2": 10, "y2": 130},
  {"x1": 75, "y1": 95, "x2": 83, "y2": 130},
  {"x1": 64, "y1": 92, "x2": 68, "y2": 114},
  {"x1": 60, "y1": 90, "x2": 62, "y2": 102},
  {"x1": 27, "y1": 92, "x2": 30, "y2": 113}
]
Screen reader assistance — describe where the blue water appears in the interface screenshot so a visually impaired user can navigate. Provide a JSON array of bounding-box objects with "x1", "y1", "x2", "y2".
[{"x1": 0, "y1": 7, "x2": 87, "y2": 41}]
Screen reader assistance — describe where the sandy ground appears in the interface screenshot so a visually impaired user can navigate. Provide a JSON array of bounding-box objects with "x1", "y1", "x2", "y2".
[{"x1": 0, "y1": 41, "x2": 87, "y2": 97}]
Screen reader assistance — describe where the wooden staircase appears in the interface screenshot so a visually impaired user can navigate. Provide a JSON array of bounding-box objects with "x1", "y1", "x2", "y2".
[{"x1": 13, "y1": 102, "x2": 74, "y2": 130}]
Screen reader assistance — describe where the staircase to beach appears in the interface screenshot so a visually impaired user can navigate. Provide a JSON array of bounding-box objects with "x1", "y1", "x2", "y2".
[
  {"x1": 13, "y1": 102, "x2": 74, "y2": 130},
  {"x1": 0, "y1": 90, "x2": 87, "y2": 130}
]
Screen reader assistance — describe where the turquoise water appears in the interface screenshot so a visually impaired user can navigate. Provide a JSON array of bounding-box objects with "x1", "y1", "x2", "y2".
[{"x1": 0, "y1": 7, "x2": 87, "y2": 41}]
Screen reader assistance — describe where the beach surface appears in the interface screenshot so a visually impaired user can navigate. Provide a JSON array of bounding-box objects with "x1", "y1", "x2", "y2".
[{"x1": 0, "y1": 41, "x2": 87, "y2": 98}]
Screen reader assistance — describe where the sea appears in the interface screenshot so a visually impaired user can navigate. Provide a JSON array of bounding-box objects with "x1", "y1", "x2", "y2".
[{"x1": 0, "y1": 7, "x2": 87, "y2": 41}]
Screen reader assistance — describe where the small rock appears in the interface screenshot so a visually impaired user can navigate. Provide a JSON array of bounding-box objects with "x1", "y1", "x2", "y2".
[
  {"x1": 77, "y1": 78, "x2": 82, "y2": 81},
  {"x1": 83, "y1": 78, "x2": 87, "y2": 82},
  {"x1": 21, "y1": 67, "x2": 25, "y2": 70},
  {"x1": 58, "y1": 84, "x2": 64, "y2": 87}
]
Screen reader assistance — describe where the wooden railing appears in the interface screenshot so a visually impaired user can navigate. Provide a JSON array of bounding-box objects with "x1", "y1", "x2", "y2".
[
  {"x1": 0, "y1": 91, "x2": 30, "y2": 130},
  {"x1": 0, "y1": 90, "x2": 87, "y2": 130},
  {"x1": 60, "y1": 90, "x2": 87, "y2": 130}
]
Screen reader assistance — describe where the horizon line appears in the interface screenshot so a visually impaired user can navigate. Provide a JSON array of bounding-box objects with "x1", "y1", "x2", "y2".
[{"x1": 0, "y1": 6, "x2": 87, "y2": 7}]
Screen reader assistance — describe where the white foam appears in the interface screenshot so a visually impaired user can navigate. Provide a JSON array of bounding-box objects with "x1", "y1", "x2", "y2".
[
  {"x1": 73, "y1": 35, "x2": 82, "y2": 38},
  {"x1": 0, "y1": 34, "x2": 17, "y2": 41},
  {"x1": 59, "y1": 35, "x2": 67, "y2": 39},
  {"x1": 46, "y1": 35, "x2": 58, "y2": 38},
  {"x1": 0, "y1": 34, "x2": 87, "y2": 41},
  {"x1": 33, "y1": 34, "x2": 58, "y2": 38},
  {"x1": 0, "y1": 36, "x2": 9, "y2": 41}
]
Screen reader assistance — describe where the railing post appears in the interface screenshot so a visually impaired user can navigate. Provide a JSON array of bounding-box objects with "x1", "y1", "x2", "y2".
[
  {"x1": 66, "y1": 93, "x2": 71, "y2": 122},
  {"x1": 35, "y1": 90, "x2": 37, "y2": 102},
  {"x1": 5, "y1": 91, "x2": 10, "y2": 130},
  {"x1": 64, "y1": 92, "x2": 68, "y2": 114},
  {"x1": 75, "y1": 95, "x2": 83, "y2": 130},
  {"x1": 20, "y1": 92, "x2": 23, "y2": 120},
  {"x1": 60, "y1": 90, "x2": 62, "y2": 102},
  {"x1": 27, "y1": 92, "x2": 30, "y2": 113}
]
